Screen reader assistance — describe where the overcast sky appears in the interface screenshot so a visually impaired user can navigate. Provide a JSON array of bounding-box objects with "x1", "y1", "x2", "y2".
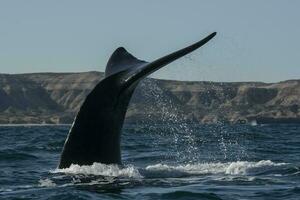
[{"x1": 1, "y1": 0, "x2": 300, "y2": 82}]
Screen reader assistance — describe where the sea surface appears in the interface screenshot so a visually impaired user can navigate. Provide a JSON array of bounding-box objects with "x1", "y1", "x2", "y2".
[{"x1": 0, "y1": 123, "x2": 300, "y2": 199}]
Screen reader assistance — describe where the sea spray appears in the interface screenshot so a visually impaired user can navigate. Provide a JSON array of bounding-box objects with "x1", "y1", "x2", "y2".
[
  {"x1": 135, "y1": 79, "x2": 249, "y2": 163},
  {"x1": 207, "y1": 123, "x2": 249, "y2": 162},
  {"x1": 137, "y1": 78, "x2": 199, "y2": 163}
]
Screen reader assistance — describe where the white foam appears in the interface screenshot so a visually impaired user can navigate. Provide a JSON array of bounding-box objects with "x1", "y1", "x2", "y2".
[
  {"x1": 145, "y1": 160, "x2": 287, "y2": 176},
  {"x1": 52, "y1": 163, "x2": 143, "y2": 178},
  {"x1": 250, "y1": 120, "x2": 258, "y2": 126},
  {"x1": 51, "y1": 160, "x2": 287, "y2": 179},
  {"x1": 38, "y1": 178, "x2": 56, "y2": 187},
  {"x1": 225, "y1": 160, "x2": 285, "y2": 175}
]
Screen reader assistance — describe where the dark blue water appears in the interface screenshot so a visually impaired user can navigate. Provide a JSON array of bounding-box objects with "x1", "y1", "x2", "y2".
[{"x1": 0, "y1": 123, "x2": 300, "y2": 199}]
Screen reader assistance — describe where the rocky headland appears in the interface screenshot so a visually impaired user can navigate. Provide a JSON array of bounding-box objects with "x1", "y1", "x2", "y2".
[{"x1": 0, "y1": 72, "x2": 299, "y2": 124}]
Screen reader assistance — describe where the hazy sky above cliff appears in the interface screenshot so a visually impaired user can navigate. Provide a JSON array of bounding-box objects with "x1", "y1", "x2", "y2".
[{"x1": 1, "y1": 0, "x2": 300, "y2": 82}]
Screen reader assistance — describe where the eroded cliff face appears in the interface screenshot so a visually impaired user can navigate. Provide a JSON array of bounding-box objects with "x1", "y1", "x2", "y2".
[
  {"x1": 24, "y1": 72, "x2": 103, "y2": 112},
  {"x1": 0, "y1": 72, "x2": 299, "y2": 124}
]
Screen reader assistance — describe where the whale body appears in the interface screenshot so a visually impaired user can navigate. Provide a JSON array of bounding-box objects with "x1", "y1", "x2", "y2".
[{"x1": 58, "y1": 32, "x2": 216, "y2": 169}]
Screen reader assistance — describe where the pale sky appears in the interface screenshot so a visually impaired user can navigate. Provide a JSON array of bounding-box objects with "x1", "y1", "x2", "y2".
[{"x1": 1, "y1": 0, "x2": 300, "y2": 82}]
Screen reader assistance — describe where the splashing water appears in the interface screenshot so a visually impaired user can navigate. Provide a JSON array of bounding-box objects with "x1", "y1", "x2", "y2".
[
  {"x1": 136, "y1": 79, "x2": 249, "y2": 163},
  {"x1": 137, "y1": 78, "x2": 200, "y2": 162},
  {"x1": 53, "y1": 163, "x2": 143, "y2": 178},
  {"x1": 50, "y1": 160, "x2": 288, "y2": 179}
]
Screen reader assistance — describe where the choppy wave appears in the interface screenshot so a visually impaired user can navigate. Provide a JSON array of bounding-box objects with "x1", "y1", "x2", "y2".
[
  {"x1": 2, "y1": 124, "x2": 300, "y2": 199},
  {"x1": 51, "y1": 160, "x2": 288, "y2": 179}
]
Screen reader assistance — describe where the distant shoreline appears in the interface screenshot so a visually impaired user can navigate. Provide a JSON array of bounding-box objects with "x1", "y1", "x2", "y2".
[
  {"x1": 0, "y1": 72, "x2": 299, "y2": 125},
  {"x1": 0, "y1": 124, "x2": 71, "y2": 127}
]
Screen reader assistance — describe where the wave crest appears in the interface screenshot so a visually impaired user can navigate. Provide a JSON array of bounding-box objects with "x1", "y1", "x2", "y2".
[
  {"x1": 52, "y1": 160, "x2": 287, "y2": 179},
  {"x1": 145, "y1": 160, "x2": 287, "y2": 177},
  {"x1": 52, "y1": 163, "x2": 143, "y2": 178},
  {"x1": 225, "y1": 160, "x2": 286, "y2": 175}
]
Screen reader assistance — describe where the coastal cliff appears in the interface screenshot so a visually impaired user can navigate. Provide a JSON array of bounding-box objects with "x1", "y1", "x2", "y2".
[{"x1": 0, "y1": 72, "x2": 299, "y2": 124}]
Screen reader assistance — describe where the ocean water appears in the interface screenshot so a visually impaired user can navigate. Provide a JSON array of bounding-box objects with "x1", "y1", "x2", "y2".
[{"x1": 0, "y1": 123, "x2": 300, "y2": 200}]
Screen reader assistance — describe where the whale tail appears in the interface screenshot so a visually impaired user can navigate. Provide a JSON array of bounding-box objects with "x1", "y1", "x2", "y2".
[
  {"x1": 58, "y1": 32, "x2": 216, "y2": 168},
  {"x1": 107, "y1": 32, "x2": 216, "y2": 88}
]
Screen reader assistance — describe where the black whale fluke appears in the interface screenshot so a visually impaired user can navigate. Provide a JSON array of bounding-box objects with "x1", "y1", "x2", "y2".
[{"x1": 58, "y1": 32, "x2": 216, "y2": 169}]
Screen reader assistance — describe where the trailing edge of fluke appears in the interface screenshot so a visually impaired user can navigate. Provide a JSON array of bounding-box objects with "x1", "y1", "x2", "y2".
[{"x1": 58, "y1": 32, "x2": 217, "y2": 169}]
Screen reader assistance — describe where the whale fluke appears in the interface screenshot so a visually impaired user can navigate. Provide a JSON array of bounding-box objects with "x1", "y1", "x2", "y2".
[
  {"x1": 58, "y1": 32, "x2": 216, "y2": 169},
  {"x1": 105, "y1": 47, "x2": 147, "y2": 77}
]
